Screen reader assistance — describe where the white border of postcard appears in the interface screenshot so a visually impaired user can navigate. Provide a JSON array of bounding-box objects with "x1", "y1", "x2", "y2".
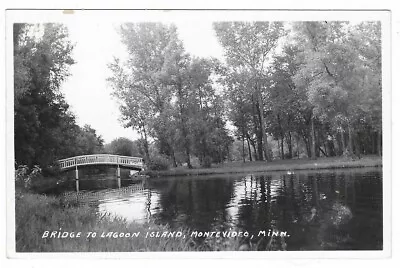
[{"x1": 5, "y1": 9, "x2": 391, "y2": 259}]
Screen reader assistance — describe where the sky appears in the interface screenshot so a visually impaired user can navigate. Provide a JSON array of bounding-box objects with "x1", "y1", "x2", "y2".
[
  {"x1": 56, "y1": 11, "x2": 383, "y2": 145},
  {"x1": 61, "y1": 21, "x2": 224, "y2": 143}
]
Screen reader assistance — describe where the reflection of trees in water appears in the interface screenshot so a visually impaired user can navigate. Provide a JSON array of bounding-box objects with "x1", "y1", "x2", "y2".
[
  {"x1": 144, "y1": 170, "x2": 382, "y2": 250},
  {"x1": 232, "y1": 171, "x2": 382, "y2": 250},
  {"x1": 145, "y1": 188, "x2": 152, "y2": 221},
  {"x1": 236, "y1": 175, "x2": 272, "y2": 234},
  {"x1": 153, "y1": 178, "x2": 235, "y2": 231}
]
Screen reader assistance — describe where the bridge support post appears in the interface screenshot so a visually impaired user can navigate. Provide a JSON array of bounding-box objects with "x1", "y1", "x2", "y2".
[
  {"x1": 117, "y1": 165, "x2": 121, "y2": 188},
  {"x1": 75, "y1": 166, "x2": 79, "y2": 192}
]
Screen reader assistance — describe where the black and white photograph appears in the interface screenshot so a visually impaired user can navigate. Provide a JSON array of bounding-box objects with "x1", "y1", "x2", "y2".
[{"x1": 5, "y1": 9, "x2": 391, "y2": 257}]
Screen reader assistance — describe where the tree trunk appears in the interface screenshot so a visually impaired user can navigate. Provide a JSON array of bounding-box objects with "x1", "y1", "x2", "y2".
[
  {"x1": 315, "y1": 127, "x2": 320, "y2": 158},
  {"x1": 303, "y1": 135, "x2": 311, "y2": 158},
  {"x1": 141, "y1": 126, "x2": 150, "y2": 163},
  {"x1": 286, "y1": 132, "x2": 293, "y2": 159},
  {"x1": 252, "y1": 94, "x2": 263, "y2": 161},
  {"x1": 255, "y1": 99, "x2": 264, "y2": 161},
  {"x1": 256, "y1": 87, "x2": 270, "y2": 161},
  {"x1": 171, "y1": 148, "x2": 177, "y2": 167},
  {"x1": 319, "y1": 147, "x2": 328, "y2": 157},
  {"x1": 280, "y1": 137, "x2": 285, "y2": 160},
  {"x1": 257, "y1": 134, "x2": 263, "y2": 161},
  {"x1": 348, "y1": 122, "x2": 353, "y2": 156},
  {"x1": 177, "y1": 81, "x2": 192, "y2": 169},
  {"x1": 246, "y1": 136, "x2": 253, "y2": 161},
  {"x1": 340, "y1": 130, "x2": 346, "y2": 156},
  {"x1": 277, "y1": 140, "x2": 281, "y2": 159},
  {"x1": 242, "y1": 135, "x2": 246, "y2": 163},
  {"x1": 296, "y1": 135, "x2": 300, "y2": 159},
  {"x1": 310, "y1": 116, "x2": 316, "y2": 160},
  {"x1": 241, "y1": 120, "x2": 246, "y2": 162},
  {"x1": 354, "y1": 132, "x2": 361, "y2": 158},
  {"x1": 185, "y1": 150, "x2": 192, "y2": 168},
  {"x1": 333, "y1": 135, "x2": 340, "y2": 156},
  {"x1": 247, "y1": 134, "x2": 258, "y2": 161}
]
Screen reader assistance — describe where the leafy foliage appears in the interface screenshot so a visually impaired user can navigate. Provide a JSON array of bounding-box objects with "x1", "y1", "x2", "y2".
[
  {"x1": 218, "y1": 21, "x2": 382, "y2": 160},
  {"x1": 109, "y1": 23, "x2": 233, "y2": 169},
  {"x1": 14, "y1": 24, "x2": 105, "y2": 168},
  {"x1": 147, "y1": 154, "x2": 170, "y2": 171},
  {"x1": 214, "y1": 22, "x2": 286, "y2": 161},
  {"x1": 15, "y1": 164, "x2": 42, "y2": 190},
  {"x1": 104, "y1": 137, "x2": 138, "y2": 156}
]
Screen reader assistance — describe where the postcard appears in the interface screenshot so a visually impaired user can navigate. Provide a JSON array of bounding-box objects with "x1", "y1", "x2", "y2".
[{"x1": 5, "y1": 9, "x2": 391, "y2": 259}]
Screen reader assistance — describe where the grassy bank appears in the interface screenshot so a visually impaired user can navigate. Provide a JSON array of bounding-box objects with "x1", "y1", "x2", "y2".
[
  {"x1": 15, "y1": 192, "x2": 252, "y2": 252},
  {"x1": 145, "y1": 155, "x2": 382, "y2": 178},
  {"x1": 15, "y1": 192, "x2": 192, "y2": 252}
]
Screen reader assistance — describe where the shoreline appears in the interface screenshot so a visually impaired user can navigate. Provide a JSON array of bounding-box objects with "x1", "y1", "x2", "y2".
[
  {"x1": 14, "y1": 192, "x2": 255, "y2": 251},
  {"x1": 144, "y1": 156, "x2": 382, "y2": 178},
  {"x1": 30, "y1": 156, "x2": 382, "y2": 193}
]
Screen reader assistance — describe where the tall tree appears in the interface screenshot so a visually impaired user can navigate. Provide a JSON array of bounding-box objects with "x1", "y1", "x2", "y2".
[
  {"x1": 214, "y1": 22, "x2": 285, "y2": 161},
  {"x1": 108, "y1": 23, "x2": 175, "y2": 162},
  {"x1": 292, "y1": 21, "x2": 382, "y2": 157},
  {"x1": 268, "y1": 44, "x2": 313, "y2": 159},
  {"x1": 157, "y1": 27, "x2": 194, "y2": 168},
  {"x1": 14, "y1": 23, "x2": 77, "y2": 167},
  {"x1": 110, "y1": 23, "x2": 233, "y2": 168}
]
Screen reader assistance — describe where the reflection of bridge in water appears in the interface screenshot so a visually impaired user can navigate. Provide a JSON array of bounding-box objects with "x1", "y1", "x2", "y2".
[
  {"x1": 58, "y1": 154, "x2": 146, "y2": 192},
  {"x1": 62, "y1": 182, "x2": 146, "y2": 203},
  {"x1": 62, "y1": 181, "x2": 153, "y2": 222}
]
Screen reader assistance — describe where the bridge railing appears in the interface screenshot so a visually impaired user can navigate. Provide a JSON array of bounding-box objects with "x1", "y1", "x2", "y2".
[
  {"x1": 118, "y1": 155, "x2": 143, "y2": 165},
  {"x1": 58, "y1": 154, "x2": 144, "y2": 170}
]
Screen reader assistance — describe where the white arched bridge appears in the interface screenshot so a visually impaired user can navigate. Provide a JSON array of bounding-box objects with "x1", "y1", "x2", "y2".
[
  {"x1": 58, "y1": 154, "x2": 145, "y2": 192},
  {"x1": 58, "y1": 154, "x2": 145, "y2": 171}
]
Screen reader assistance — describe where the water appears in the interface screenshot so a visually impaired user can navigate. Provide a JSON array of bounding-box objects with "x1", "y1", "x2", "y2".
[{"x1": 50, "y1": 168, "x2": 383, "y2": 250}]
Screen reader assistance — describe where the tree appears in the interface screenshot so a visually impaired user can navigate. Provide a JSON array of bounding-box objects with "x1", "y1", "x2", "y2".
[
  {"x1": 104, "y1": 137, "x2": 138, "y2": 156},
  {"x1": 348, "y1": 22, "x2": 382, "y2": 155},
  {"x1": 110, "y1": 23, "x2": 233, "y2": 169},
  {"x1": 221, "y1": 68, "x2": 259, "y2": 160},
  {"x1": 157, "y1": 27, "x2": 194, "y2": 168},
  {"x1": 14, "y1": 23, "x2": 77, "y2": 167},
  {"x1": 75, "y1": 125, "x2": 104, "y2": 155},
  {"x1": 214, "y1": 22, "x2": 286, "y2": 161},
  {"x1": 108, "y1": 23, "x2": 178, "y2": 163},
  {"x1": 268, "y1": 44, "x2": 312, "y2": 159},
  {"x1": 292, "y1": 21, "x2": 382, "y2": 157}
]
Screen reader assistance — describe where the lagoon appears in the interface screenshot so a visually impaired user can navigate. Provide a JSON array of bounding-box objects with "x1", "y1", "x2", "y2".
[{"x1": 48, "y1": 167, "x2": 383, "y2": 250}]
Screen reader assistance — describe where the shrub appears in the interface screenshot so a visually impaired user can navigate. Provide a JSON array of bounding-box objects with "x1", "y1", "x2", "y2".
[
  {"x1": 15, "y1": 165, "x2": 42, "y2": 190},
  {"x1": 41, "y1": 162, "x2": 62, "y2": 177},
  {"x1": 147, "y1": 154, "x2": 170, "y2": 171}
]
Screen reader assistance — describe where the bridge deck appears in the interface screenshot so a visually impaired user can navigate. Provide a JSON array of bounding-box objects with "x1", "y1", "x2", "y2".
[{"x1": 58, "y1": 154, "x2": 144, "y2": 171}]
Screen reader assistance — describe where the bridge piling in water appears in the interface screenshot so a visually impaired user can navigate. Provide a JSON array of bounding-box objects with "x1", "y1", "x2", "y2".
[
  {"x1": 116, "y1": 165, "x2": 121, "y2": 188},
  {"x1": 75, "y1": 166, "x2": 79, "y2": 192}
]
